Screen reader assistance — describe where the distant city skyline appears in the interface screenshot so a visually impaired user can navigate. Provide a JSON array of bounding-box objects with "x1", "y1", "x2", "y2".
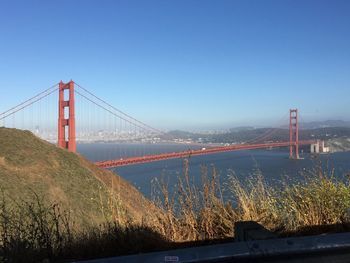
[{"x1": 0, "y1": 0, "x2": 349, "y2": 131}]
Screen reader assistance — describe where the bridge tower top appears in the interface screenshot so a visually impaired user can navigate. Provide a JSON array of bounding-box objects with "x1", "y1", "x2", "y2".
[{"x1": 58, "y1": 80, "x2": 76, "y2": 152}]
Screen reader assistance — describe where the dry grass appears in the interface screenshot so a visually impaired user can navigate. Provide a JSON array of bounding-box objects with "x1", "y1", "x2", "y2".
[
  {"x1": 0, "y1": 191, "x2": 169, "y2": 262},
  {"x1": 277, "y1": 169, "x2": 350, "y2": 230},
  {"x1": 227, "y1": 165, "x2": 350, "y2": 232},
  {"x1": 228, "y1": 172, "x2": 279, "y2": 229},
  {"x1": 151, "y1": 159, "x2": 237, "y2": 242},
  {"x1": 0, "y1": 192, "x2": 74, "y2": 262},
  {"x1": 150, "y1": 160, "x2": 350, "y2": 241}
]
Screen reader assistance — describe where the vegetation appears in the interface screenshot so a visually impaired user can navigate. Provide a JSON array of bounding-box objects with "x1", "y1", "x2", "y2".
[
  {"x1": 0, "y1": 194, "x2": 170, "y2": 262},
  {"x1": 151, "y1": 160, "x2": 235, "y2": 241},
  {"x1": 151, "y1": 161, "x2": 350, "y2": 242},
  {"x1": 228, "y1": 168, "x2": 350, "y2": 232}
]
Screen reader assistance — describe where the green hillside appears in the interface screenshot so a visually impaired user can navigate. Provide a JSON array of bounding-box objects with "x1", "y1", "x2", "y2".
[{"x1": 0, "y1": 127, "x2": 158, "y2": 227}]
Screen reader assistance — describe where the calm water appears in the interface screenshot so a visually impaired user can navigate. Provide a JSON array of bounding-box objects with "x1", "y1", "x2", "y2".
[{"x1": 77, "y1": 143, "x2": 350, "y2": 199}]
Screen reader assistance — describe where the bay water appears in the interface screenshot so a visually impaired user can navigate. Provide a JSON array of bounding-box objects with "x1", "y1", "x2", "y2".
[{"x1": 77, "y1": 143, "x2": 350, "y2": 200}]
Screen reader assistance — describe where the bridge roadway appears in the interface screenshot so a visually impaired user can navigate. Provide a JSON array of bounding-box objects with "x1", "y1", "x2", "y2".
[{"x1": 94, "y1": 140, "x2": 315, "y2": 168}]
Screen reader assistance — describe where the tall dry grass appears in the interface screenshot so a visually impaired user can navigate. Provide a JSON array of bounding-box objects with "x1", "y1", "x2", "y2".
[
  {"x1": 0, "y1": 192, "x2": 74, "y2": 262},
  {"x1": 227, "y1": 165, "x2": 350, "y2": 232},
  {"x1": 277, "y1": 168, "x2": 350, "y2": 230},
  {"x1": 151, "y1": 159, "x2": 237, "y2": 242},
  {"x1": 151, "y1": 160, "x2": 350, "y2": 240},
  {"x1": 0, "y1": 191, "x2": 169, "y2": 262}
]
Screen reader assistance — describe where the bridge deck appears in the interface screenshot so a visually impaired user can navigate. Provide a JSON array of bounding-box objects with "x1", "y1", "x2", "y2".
[{"x1": 94, "y1": 140, "x2": 315, "y2": 168}]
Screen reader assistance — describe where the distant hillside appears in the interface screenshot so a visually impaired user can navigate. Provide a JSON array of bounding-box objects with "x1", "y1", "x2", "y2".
[
  {"x1": 299, "y1": 120, "x2": 350, "y2": 129},
  {"x1": 327, "y1": 137, "x2": 350, "y2": 152},
  {"x1": 0, "y1": 128, "x2": 159, "y2": 227},
  {"x1": 209, "y1": 127, "x2": 350, "y2": 143},
  {"x1": 229, "y1": 126, "x2": 256, "y2": 132},
  {"x1": 166, "y1": 130, "x2": 201, "y2": 139},
  {"x1": 165, "y1": 127, "x2": 350, "y2": 144}
]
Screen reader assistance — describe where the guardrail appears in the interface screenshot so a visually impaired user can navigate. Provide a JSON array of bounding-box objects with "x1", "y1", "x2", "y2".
[{"x1": 78, "y1": 231, "x2": 350, "y2": 263}]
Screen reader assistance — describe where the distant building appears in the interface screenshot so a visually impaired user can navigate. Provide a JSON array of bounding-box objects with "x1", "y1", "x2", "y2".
[
  {"x1": 319, "y1": 140, "x2": 330, "y2": 153},
  {"x1": 311, "y1": 140, "x2": 330, "y2": 154},
  {"x1": 310, "y1": 141, "x2": 320, "y2": 153}
]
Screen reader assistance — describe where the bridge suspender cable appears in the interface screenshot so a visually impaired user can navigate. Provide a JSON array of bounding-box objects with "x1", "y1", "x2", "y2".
[
  {"x1": 0, "y1": 83, "x2": 58, "y2": 117},
  {"x1": 74, "y1": 82, "x2": 165, "y2": 135},
  {"x1": 74, "y1": 89, "x2": 161, "y2": 135},
  {"x1": 0, "y1": 84, "x2": 59, "y2": 121},
  {"x1": 244, "y1": 111, "x2": 289, "y2": 144}
]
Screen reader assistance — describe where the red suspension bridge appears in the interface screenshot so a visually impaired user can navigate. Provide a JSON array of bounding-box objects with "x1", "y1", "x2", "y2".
[{"x1": 0, "y1": 80, "x2": 315, "y2": 168}]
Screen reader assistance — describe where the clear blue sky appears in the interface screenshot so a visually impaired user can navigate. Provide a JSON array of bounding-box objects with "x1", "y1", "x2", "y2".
[{"x1": 0, "y1": 0, "x2": 349, "y2": 130}]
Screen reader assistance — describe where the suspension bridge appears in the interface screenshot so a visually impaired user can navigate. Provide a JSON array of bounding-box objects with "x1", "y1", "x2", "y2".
[{"x1": 0, "y1": 80, "x2": 315, "y2": 168}]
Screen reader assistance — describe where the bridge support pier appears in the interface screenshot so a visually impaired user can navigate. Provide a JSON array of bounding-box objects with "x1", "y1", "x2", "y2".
[
  {"x1": 58, "y1": 80, "x2": 76, "y2": 152},
  {"x1": 289, "y1": 109, "x2": 299, "y2": 159}
]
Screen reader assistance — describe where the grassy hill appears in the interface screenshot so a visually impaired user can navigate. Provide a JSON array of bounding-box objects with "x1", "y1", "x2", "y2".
[{"x1": 0, "y1": 127, "x2": 158, "y2": 227}]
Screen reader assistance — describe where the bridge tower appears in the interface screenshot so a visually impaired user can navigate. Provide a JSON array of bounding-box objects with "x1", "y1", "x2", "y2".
[
  {"x1": 58, "y1": 80, "x2": 76, "y2": 152},
  {"x1": 289, "y1": 109, "x2": 299, "y2": 159}
]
